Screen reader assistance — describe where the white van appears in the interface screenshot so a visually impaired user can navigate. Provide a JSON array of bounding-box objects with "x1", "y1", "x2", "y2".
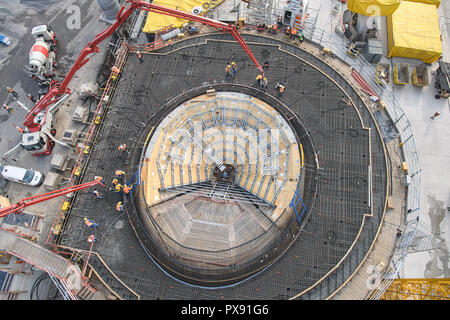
[{"x1": 0, "y1": 165, "x2": 44, "y2": 187}]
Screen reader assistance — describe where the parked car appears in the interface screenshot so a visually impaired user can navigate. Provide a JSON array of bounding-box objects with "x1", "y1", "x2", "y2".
[
  {"x1": 0, "y1": 164, "x2": 44, "y2": 186},
  {"x1": 0, "y1": 34, "x2": 12, "y2": 46}
]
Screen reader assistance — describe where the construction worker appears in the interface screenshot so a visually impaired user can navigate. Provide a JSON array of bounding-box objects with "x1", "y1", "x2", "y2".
[
  {"x1": 430, "y1": 112, "x2": 440, "y2": 119},
  {"x1": 115, "y1": 183, "x2": 123, "y2": 193},
  {"x1": 16, "y1": 126, "x2": 24, "y2": 134},
  {"x1": 285, "y1": 26, "x2": 291, "y2": 38},
  {"x1": 225, "y1": 64, "x2": 232, "y2": 78},
  {"x1": 6, "y1": 87, "x2": 18, "y2": 98},
  {"x1": 27, "y1": 94, "x2": 37, "y2": 104},
  {"x1": 84, "y1": 218, "x2": 98, "y2": 228},
  {"x1": 93, "y1": 189, "x2": 103, "y2": 199},
  {"x1": 111, "y1": 66, "x2": 122, "y2": 81},
  {"x1": 123, "y1": 184, "x2": 132, "y2": 195},
  {"x1": 116, "y1": 201, "x2": 125, "y2": 212},
  {"x1": 291, "y1": 27, "x2": 298, "y2": 40},
  {"x1": 118, "y1": 144, "x2": 127, "y2": 152},
  {"x1": 231, "y1": 61, "x2": 237, "y2": 76},
  {"x1": 262, "y1": 77, "x2": 268, "y2": 91},
  {"x1": 137, "y1": 51, "x2": 143, "y2": 63},
  {"x1": 2, "y1": 104, "x2": 13, "y2": 114},
  {"x1": 272, "y1": 24, "x2": 278, "y2": 35},
  {"x1": 112, "y1": 178, "x2": 119, "y2": 186},
  {"x1": 115, "y1": 170, "x2": 125, "y2": 177},
  {"x1": 256, "y1": 74, "x2": 263, "y2": 87},
  {"x1": 168, "y1": 39, "x2": 173, "y2": 47},
  {"x1": 276, "y1": 82, "x2": 286, "y2": 97},
  {"x1": 341, "y1": 97, "x2": 352, "y2": 107},
  {"x1": 298, "y1": 33, "x2": 304, "y2": 45},
  {"x1": 87, "y1": 235, "x2": 96, "y2": 243}
]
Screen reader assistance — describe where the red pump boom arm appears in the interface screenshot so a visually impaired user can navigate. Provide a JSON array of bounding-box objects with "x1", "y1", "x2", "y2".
[
  {"x1": 0, "y1": 178, "x2": 104, "y2": 218},
  {"x1": 24, "y1": 0, "x2": 263, "y2": 132}
]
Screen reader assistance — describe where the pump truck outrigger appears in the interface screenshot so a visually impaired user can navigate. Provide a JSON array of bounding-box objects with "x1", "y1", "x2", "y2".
[{"x1": 20, "y1": 0, "x2": 264, "y2": 157}]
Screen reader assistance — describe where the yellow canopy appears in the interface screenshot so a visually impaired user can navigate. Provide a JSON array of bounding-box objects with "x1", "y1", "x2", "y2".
[
  {"x1": 143, "y1": 0, "x2": 222, "y2": 33},
  {"x1": 387, "y1": 1, "x2": 442, "y2": 64},
  {"x1": 347, "y1": 0, "x2": 400, "y2": 16},
  {"x1": 404, "y1": 0, "x2": 440, "y2": 7}
]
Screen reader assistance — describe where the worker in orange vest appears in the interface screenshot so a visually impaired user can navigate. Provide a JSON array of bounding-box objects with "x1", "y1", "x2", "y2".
[
  {"x1": 17, "y1": 126, "x2": 24, "y2": 134},
  {"x1": 118, "y1": 144, "x2": 127, "y2": 152},
  {"x1": 123, "y1": 184, "x2": 132, "y2": 195},
  {"x1": 116, "y1": 201, "x2": 125, "y2": 212},
  {"x1": 291, "y1": 27, "x2": 298, "y2": 40},
  {"x1": 6, "y1": 87, "x2": 18, "y2": 98},
  {"x1": 225, "y1": 64, "x2": 231, "y2": 78},
  {"x1": 137, "y1": 51, "x2": 143, "y2": 63},
  {"x1": 115, "y1": 170, "x2": 125, "y2": 177},
  {"x1": 276, "y1": 82, "x2": 286, "y2": 97},
  {"x1": 84, "y1": 218, "x2": 98, "y2": 228},
  {"x1": 2, "y1": 104, "x2": 13, "y2": 114},
  {"x1": 272, "y1": 24, "x2": 278, "y2": 34}
]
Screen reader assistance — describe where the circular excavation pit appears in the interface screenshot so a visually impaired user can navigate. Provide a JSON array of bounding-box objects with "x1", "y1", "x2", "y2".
[{"x1": 131, "y1": 84, "x2": 318, "y2": 287}]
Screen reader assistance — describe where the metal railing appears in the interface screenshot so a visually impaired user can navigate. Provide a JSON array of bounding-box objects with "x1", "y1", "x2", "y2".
[{"x1": 302, "y1": 23, "x2": 421, "y2": 299}]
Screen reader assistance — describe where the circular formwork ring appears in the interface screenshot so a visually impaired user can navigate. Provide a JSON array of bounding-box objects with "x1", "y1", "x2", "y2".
[{"x1": 124, "y1": 83, "x2": 319, "y2": 288}]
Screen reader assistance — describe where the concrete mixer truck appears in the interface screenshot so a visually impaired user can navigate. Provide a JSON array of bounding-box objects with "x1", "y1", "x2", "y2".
[{"x1": 23, "y1": 25, "x2": 58, "y2": 86}]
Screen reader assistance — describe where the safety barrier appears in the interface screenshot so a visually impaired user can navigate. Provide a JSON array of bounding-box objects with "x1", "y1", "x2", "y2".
[{"x1": 302, "y1": 24, "x2": 421, "y2": 300}]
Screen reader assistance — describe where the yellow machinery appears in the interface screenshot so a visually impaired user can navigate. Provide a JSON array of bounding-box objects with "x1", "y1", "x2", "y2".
[{"x1": 380, "y1": 278, "x2": 450, "y2": 300}]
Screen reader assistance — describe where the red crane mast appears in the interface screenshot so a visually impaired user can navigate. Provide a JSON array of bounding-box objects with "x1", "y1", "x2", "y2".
[{"x1": 0, "y1": 177, "x2": 104, "y2": 218}]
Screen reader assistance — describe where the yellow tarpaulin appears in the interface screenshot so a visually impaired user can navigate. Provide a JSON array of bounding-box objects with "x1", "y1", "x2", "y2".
[
  {"x1": 143, "y1": 0, "x2": 222, "y2": 33},
  {"x1": 387, "y1": 1, "x2": 442, "y2": 64},
  {"x1": 347, "y1": 0, "x2": 400, "y2": 16},
  {"x1": 405, "y1": 0, "x2": 440, "y2": 7}
]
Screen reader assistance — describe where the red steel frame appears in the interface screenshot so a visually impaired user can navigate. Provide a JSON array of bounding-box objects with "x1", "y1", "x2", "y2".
[
  {"x1": 23, "y1": 0, "x2": 263, "y2": 134},
  {"x1": 0, "y1": 178, "x2": 104, "y2": 218}
]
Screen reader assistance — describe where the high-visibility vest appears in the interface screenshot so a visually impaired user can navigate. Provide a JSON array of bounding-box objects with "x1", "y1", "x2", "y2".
[
  {"x1": 256, "y1": 75, "x2": 263, "y2": 80},
  {"x1": 115, "y1": 184, "x2": 123, "y2": 192},
  {"x1": 226, "y1": 65, "x2": 231, "y2": 72},
  {"x1": 280, "y1": 85, "x2": 285, "y2": 92},
  {"x1": 123, "y1": 185, "x2": 131, "y2": 194},
  {"x1": 118, "y1": 144, "x2": 127, "y2": 151},
  {"x1": 116, "y1": 202, "x2": 123, "y2": 211},
  {"x1": 291, "y1": 28, "x2": 298, "y2": 35},
  {"x1": 115, "y1": 170, "x2": 125, "y2": 176},
  {"x1": 112, "y1": 179, "x2": 118, "y2": 185}
]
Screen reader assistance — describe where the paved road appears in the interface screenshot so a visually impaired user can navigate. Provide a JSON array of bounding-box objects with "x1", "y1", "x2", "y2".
[{"x1": 0, "y1": 0, "x2": 110, "y2": 206}]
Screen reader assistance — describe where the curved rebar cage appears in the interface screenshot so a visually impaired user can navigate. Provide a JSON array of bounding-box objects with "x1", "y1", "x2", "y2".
[{"x1": 125, "y1": 83, "x2": 319, "y2": 287}]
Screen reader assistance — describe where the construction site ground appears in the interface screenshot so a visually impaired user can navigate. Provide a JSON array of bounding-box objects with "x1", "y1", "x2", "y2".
[{"x1": 0, "y1": 0, "x2": 448, "y2": 300}]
